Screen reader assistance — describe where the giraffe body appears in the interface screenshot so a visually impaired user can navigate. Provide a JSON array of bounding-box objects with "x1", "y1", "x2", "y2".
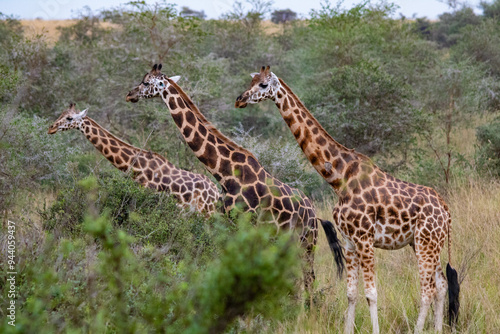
[
  {"x1": 48, "y1": 104, "x2": 220, "y2": 216},
  {"x1": 126, "y1": 65, "x2": 345, "y2": 289},
  {"x1": 235, "y1": 66, "x2": 459, "y2": 333}
]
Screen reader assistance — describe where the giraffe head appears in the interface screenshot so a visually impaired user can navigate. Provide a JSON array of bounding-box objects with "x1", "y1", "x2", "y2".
[
  {"x1": 234, "y1": 65, "x2": 280, "y2": 108},
  {"x1": 126, "y1": 64, "x2": 180, "y2": 103},
  {"x1": 48, "y1": 103, "x2": 88, "y2": 134}
]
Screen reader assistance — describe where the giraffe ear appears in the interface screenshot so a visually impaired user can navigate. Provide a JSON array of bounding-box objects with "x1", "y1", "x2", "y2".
[
  {"x1": 170, "y1": 75, "x2": 181, "y2": 83},
  {"x1": 78, "y1": 108, "x2": 88, "y2": 118},
  {"x1": 250, "y1": 72, "x2": 259, "y2": 78}
]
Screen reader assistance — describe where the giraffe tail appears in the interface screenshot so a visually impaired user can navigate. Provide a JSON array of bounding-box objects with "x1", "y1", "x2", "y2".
[
  {"x1": 446, "y1": 217, "x2": 460, "y2": 328},
  {"x1": 447, "y1": 264, "x2": 459, "y2": 327},
  {"x1": 319, "y1": 219, "x2": 345, "y2": 278}
]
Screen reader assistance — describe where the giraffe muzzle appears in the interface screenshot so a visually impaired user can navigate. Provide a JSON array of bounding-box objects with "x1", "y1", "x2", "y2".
[
  {"x1": 126, "y1": 90, "x2": 140, "y2": 103},
  {"x1": 47, "y1": 126, "x2": 58, "y2": 134},
  {"x1": 234, "y1": 95, "x2": 248, "y2": 108}
]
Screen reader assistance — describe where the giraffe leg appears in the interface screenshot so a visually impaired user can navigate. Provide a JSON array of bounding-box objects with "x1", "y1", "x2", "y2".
[
  {"x1": 359, "y1": 243, "x2": 379, "y2": 334},
  {"x1": 344, "y1": 247, "x2": 360, "y2": 334},
  {"x1": 412, "y1": 243, "x2": 446, "y2": 332},
  {"x1": 434, "y1": 260, "x2": 447, "y2": 332},
  {"x1": 414, "y1": 232, "x2": 441, "y2": 333},
  {"x1": 303, "y1": 243, "x2": 316, "y2": 294},
  {"x1": 300, "y1": 227, "x2": 317, "y2": 304}
]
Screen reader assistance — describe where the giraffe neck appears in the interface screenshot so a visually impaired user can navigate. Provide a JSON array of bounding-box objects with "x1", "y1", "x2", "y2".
[
  {"x1": 274, "y1": 78, "x2": 376, "y2": 196},
  {"x1": 79, "y1": 117, "x2": 170, "y2": 174},
  {"x1": 159, "y1": 81, "x2": 263, "y2": 191}
]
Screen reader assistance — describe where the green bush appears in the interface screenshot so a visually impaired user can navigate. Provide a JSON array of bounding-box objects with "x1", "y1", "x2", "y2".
[
  {"x1": 232, "y1": 125, "x2": 329, "y2": 200},
  {"x1": 476, "y1": 118, "x2": 500, "y2": 175},
  {"x1": 453, "y1": 19, "x2": 500, "y2": 79},
  {"x1": 40, "y1": 172, "x2": 221, "y2": 259},
  {"x1": 305, "y1": 60, "x2": 419, "y2": 156},
  {"x1": 0, "y1": 108, "x2": 80, "y2": 212},
  {"x1": 1, "y1": 178, "x2": 300, "y2": 333},
  {"x1": 430, "y1": 7, "x2": 480, "y2": 47}
]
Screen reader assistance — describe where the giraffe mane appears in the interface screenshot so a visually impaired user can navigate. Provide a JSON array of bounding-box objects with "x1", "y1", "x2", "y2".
[
  {"x1": 167, "y1": 78, "x2": 259, "y2": 161},
  {"x1": 86, "y1": 117, "x2": 167, "y2": 162},
  {"x1": 277, "y1": 77, "x2": 374, "y2": 165}
]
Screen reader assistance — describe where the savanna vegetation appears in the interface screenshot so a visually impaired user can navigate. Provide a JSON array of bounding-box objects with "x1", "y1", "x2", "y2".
[{"x1": 1, "y1": 0, "x2": 500, "y2": 332}]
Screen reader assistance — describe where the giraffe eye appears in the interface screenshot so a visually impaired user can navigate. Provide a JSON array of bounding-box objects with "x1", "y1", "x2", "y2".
[
  {"x1": 66, "y1": 117, "x2": 73, "y2": 121},
  {"x1": 143, "y1": 82, "x2": 149, "y2": 86},
  {"x1": 259, "y1": 83, "x2": 268, "y2": 89},
  {"x1": 159, "y1": 82, "x2": 164, "y2": 87}
]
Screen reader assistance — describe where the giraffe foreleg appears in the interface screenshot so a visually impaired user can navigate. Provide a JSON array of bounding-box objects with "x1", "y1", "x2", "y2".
[{"x1": 344, "y1": 245, "x2": 360, "y2": 334}]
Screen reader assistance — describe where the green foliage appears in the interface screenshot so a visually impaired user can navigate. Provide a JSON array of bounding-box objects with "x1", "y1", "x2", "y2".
[
  {"x1": 275, "y1": 2, "x2": 437, "y2": 161},
  {"x1": 223, "y1": 0, "x2": 273, "y2": 29},
  {"x1": 308, "y1": 60, "x2": 419, "y2": 156},
  {"x1": 40, "y1": 172, "x2": 219, "y2": 259},
  {"x1": 0, "y1": 64, "x2": 20, "y2": 102},
  {"x1": 0, "y1": 13, "x2": 23, "y2": 48},
  {"x1": 232, "y1": 125, "x2": 329, "y2": 199},
  {"x1": 452, "y1": 19, "x2": 500, "y2": 79},
  {"x1": 58, "y1": 10, "x2": 110, "y2": 44},
  {"x1": 0, "y1": 108, "x2": 80, "y2": 212},
  {"x1": 476, "y1": 118, "x2": 500, "y2": 175},
  {"x1": 431, "y1": 7, "x2": 480, "y2": 47},
  {"x1": 480, "y1": 0, "x2": 500, "y2": 19},
  {"x1": 421, "y1": 60, "x2": 493, "y2": 116},
  {"x1": 0, "y1": 177, "x2": 300, "y2": 333},
  {"x1": 170, "y1": 221, "x2": 301, "y2": 333}
]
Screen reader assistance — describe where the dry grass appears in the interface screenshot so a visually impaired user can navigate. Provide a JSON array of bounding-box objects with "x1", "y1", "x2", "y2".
[
  {"x1": 18, "y1": 19, "x2": 282, "y2": 44},
  {"x1": 20, "y1": 19, "x2": 118, "y2": 44},
  {"x1": 277, "y1": 178, "x2": 500, "y2": 333},
  {"x1": 261, "y1": 20, "x2": 282, "y2": 35}
]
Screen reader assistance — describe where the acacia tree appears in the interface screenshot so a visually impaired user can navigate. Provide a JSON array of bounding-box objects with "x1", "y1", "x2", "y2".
[
  {"x1": 420, "y1": 61, "x2": 493, "y2": 184},
  {"x1": 271, "y1": 9, "x2": 297, "y2": 24}
]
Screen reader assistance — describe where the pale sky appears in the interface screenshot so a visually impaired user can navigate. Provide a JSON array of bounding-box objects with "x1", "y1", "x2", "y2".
[{"x1": 0, "y1": 0, "x2": 484, "y2": 21}]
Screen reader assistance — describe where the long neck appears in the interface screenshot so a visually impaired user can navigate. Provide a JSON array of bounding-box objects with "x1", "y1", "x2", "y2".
[
  {"x1": 274, "y1": 79, "x2": 376, "y2": 196},
  {"x1": 159, "y1": 82, "x2": 263, "y2": 190},
  {"x1": 79, "y1": 117, "x2": 158, "y2": 174}
]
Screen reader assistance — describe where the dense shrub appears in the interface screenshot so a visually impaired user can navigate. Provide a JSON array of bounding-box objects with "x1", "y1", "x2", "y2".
[
  {"x1": 430, "y1": 7, "x2": 480, "y2": 47},
  {"x1": 0, "y1": 177, "x2": 301, "y2": 333},
  {"x1": 476, "y1": 118, "x2": 500, "y2": 175},
  {"x1": 453, "y1": 19, "x2": 500, "y2": 78},
  {"x1": 480, "y1": 0, "x2": 500, "y2": 19},
  {"x1": 306, "y1": 60, "x2": 419, "y2": 156},
  {"x1": 232, "y1": 126, "x2": 329, "y2": 199},
  {"x1": 0, "y1": 108, "x2": 80, "y2": 212},
  {"x1": 40, "y1": 172, "x2": 221, "y2": 258}
]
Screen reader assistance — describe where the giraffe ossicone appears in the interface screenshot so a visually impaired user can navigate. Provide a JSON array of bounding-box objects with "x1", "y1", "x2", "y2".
[
  {"x1": 126, "y1": 64, "x2": 346, "y2": 291},
  {"x1": 48, "y1": 103, "x2": 221, "y2": 216},
  {"x1": 235, "y1": 65, "x2": 460, "y2": 334}
]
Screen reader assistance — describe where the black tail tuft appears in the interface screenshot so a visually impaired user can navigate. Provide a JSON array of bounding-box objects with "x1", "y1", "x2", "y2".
[
  {"x1": 446, "y1": 263, "x2": 460, "y2": 328},
  {"x1": 320, "y1": 219, "x2": 345, "y2": 278}
]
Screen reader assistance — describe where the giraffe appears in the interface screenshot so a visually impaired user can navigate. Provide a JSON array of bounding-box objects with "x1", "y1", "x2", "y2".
[
  {"x1": 235, "y1": 66, "x2": 460, "y2": 333},
  {"x1": 125, "y1": 64, "x2": 345, "y2": 290},
  {"x1": 48, "y1": 103, "x2": 220, "y2": 216}
]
